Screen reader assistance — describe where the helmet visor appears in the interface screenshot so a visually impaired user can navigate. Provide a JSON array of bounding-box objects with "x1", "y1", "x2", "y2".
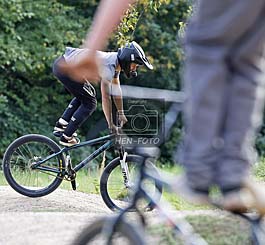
[{"x1": 131, "y1": 41, "x2": 153, "y2": 70}]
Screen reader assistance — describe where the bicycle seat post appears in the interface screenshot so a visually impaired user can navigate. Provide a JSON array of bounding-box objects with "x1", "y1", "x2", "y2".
[{"x1": 65, "y1": 154, "x2": 71, "y2": 169}]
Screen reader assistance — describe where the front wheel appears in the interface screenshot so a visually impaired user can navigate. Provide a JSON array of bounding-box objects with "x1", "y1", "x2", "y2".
[
  {"x1": 100, "y1": 154, "x2": 162, "y2": 211},
  {"x1": 72, "y1": 217, "x2": 145, "y2": 245},
  {"x1": 2, "y1": 134, "x2": 65, "y2": 197}
]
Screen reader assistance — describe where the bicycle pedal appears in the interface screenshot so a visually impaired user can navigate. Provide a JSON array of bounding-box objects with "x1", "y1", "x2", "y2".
[{"x1": 53, "y1": 131, "x2": 63, "y2": 138}]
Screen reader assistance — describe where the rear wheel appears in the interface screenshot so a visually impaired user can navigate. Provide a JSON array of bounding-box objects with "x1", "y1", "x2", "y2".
[
  {"x1": 72, "y1": 217, "x2": 145, "y2": 245},
  {"x1": 2, "y1": 134, "x2": 65, "y2": 197},
  {"x1": 100, "y1": 155, "x2": 162, "y2": 211}
]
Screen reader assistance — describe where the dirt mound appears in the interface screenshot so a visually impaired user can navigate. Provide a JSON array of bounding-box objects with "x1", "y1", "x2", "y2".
[
  {"x1": 0, "y1": 186, "x2": 111, "y2": 213},
  {"x1": 0, "y1": 186, "x2": 111, "y2": 245},
  {"x1": 0, "y1": 186, "x2": 221, "y2": 245}
]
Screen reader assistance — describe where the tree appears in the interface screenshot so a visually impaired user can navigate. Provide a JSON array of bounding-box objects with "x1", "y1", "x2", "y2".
[{"x1": 0, "y1": 0, "x2": 192, "y2": 162}]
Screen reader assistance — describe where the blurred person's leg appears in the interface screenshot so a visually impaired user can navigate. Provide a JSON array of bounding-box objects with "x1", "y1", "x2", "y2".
[
  {"x1": 217, "y1": 7, "x2": 265, "y2": 191},
  {"x1": 181, "y1": 0, "x2": 265, "y2": 192}
]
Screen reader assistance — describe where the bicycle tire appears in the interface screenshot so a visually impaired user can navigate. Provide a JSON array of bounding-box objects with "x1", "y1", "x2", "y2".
[
  {"x1": 72, "y1": 217, "x2": 145, "y2": 245},
  {"x1": 2, "y1": 134, "x2": 65, "y2": 197},
  {"x1": 100, "y1": 154, "x2": 162, "y2": 211}
]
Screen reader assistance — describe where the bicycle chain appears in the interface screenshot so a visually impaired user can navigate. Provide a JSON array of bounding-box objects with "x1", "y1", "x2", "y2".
[{"x1": 38, "y1": 166, "x2": 76, "y2": 182}]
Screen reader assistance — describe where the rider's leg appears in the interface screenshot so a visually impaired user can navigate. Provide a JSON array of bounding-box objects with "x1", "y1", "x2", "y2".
[
  {"x1": 52, "y1": 56, "x2": 97, "y2": 146},
  {"x1": 59, "y1": 99, "x2": 96, "y2": 146},
  {"x1": 62, "y1": 99, "x2": 97, "y2": 138},
  {"x1": 53, "y1": 98, "x2": 81, "y2": 136},
  {"x1": 60, "y1": 98, "x2": 81, "y2": 122}
]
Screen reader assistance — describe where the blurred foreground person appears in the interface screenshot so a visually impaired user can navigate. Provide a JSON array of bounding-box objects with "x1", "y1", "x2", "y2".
[{"x1": 177, "y1": 0, "x2": 265, "y2": 214}]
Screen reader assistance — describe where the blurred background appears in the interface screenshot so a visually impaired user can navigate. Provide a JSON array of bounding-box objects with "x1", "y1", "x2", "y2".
[{"x1": 1, "y1": 0, "x2": 265, "y2": 165}]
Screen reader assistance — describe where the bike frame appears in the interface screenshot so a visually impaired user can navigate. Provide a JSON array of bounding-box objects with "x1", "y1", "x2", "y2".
[{"x1": 31, "y1": 134, "x2": 116, "y2": 174}]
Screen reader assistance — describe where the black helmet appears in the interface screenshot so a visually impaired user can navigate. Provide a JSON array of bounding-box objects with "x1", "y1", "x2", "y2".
[{"x1": 117, "y1": 41, "x2": 153, "y2": 78}]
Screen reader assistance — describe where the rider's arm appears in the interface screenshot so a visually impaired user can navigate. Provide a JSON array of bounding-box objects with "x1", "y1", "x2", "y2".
[
  {"x1": 112, "y1": 76, "x2": 123, "y2": 112},
  {"x1": 101, "y1": 80, "x2": 113, "y2": 128},
  {"x1": 112, "y1": 77, "x2": 127, "y2": 126}
]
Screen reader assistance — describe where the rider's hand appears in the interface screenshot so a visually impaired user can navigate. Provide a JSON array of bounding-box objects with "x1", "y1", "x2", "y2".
[
  {"x1": 109, "y1": 124, "x2": 119, "y2": 135},
  {"x1": 58, "y1": 49, "x2": 101, "y2": 84},
  {"x1": 118, "y1": 114, "x2": 128, "y2": 127}
]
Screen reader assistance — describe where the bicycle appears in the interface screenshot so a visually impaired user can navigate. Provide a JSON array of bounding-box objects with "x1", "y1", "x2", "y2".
[
  {"x1": 73, "y1": 147, "x2": 265, "y2": 244},
  {"x1": 2, "y1": 132, "x2": 161, "y2": 211},
  {"x1": 71, "y1": 95, "x2": 265, "y2": 245}
]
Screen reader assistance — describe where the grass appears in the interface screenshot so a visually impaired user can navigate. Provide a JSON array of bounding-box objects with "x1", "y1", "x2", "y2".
[
  {"x1": 148, "y1": 214, "x2": 251, "y2": 245},
  {"x1": 0, "y1": 171, "x2": 6, "y2": 186},
  {"x1": 58, "y1": 169, "x2": 102, "y2": 194},
  {"x1": 2, "y1": 159, "x2": 265, "y2": 210},
  {"x1": 188, "y1": 215, "x2": 251, "y2": 245},
  {"x1": 0, "y1": 162, "x2": 209, "y2": 211},
  {"x1": 1, "y1": 159, "x2": 265, "y2": 244}
]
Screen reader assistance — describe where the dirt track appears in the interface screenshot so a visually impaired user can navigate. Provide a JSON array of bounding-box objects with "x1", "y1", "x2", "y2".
[
  {"x1": 0, "y1": 186, "x2": 222, "y2": 245},
  {"x1": 0, "y1": 186, "x2": 112, "y2": 245}
]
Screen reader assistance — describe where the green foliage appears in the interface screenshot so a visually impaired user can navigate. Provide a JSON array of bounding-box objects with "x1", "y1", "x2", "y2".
[
  {"x1": 0, "y1": 0, "x2": 191, "y2": 163},
  {"x1": 0, "y1": 0, "x2": 89, "y2": 155},
  {"x1": 115, "y1": 0, "x2": 170, "y2": 45},
  {"x1": 4, "y1": 0, "x2": 263, "y2": 166},
  {"x1": 256, "y1": 126, "x2": 265, "y2": 156},
  {"x1": 253, "y1": 157, "x2": 265, "y2": 180}
]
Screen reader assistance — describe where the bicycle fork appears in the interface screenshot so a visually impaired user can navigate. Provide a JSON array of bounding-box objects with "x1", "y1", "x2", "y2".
[{"x1": 119, "y1": 150, "x2": 131, "y2": 188}]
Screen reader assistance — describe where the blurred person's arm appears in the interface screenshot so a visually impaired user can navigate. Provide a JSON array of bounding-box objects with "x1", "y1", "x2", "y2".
[
  {"x1": 84, "y1": 0, "x2": 135, "y2": 51},
  {"x1": 59, "y1": 0, "x2": 135, "y2": 83}
]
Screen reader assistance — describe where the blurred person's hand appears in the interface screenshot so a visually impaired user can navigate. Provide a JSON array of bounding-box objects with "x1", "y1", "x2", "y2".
[{"x1": 58, "y1": 50, "x2": 101, "y2": 84}]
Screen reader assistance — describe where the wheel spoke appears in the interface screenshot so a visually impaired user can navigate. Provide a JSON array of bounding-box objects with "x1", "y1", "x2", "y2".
[
  {"x1": 4, "y1": 135, "x2": 64, "y2": 196},
  {"x1": 101, "y1": 155, "x2": 161, "y2": 211}
]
